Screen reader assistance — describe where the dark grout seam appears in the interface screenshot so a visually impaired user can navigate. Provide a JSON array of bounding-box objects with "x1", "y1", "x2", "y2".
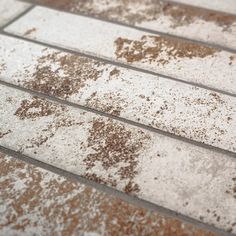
[
  {"x1": 0, "y1": 79, "x2": 235, "y2": 159},
  {"x1": 0, "y1": 145, "x2": 233, "y2": 236},
  {"x1": 0, "y1": 5, "x2": 35, "y2": 31},
  {"x1": 18, "y1": 0, "x2": 236, "y2": 54},
  {"x1": 1, "y1": 31, "x2": 236, "y2": 99}
]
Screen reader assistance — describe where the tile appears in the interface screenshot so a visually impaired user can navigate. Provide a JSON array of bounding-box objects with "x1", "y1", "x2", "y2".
[
  {"x1": 170, "y1": 0, "x2": 236, "y2": 15},
  {"x1": 0, "y1": 84, "x2": 236, "y2": 233},
  {"x1": 0, "y1": 35, "x2": 235, "y2": 153},
  {"x1": 5, "y1": 6, "x2": 236, "y2": 95},
  {"x1": 0, "y1": 0, "x2": 31, "y2": 27},
  {"x1": 0, "y1": 152, "x2": 218, "y2": 236},
  {"x1": 30, "y1": 0, "x2": 236, "y2": 51}
]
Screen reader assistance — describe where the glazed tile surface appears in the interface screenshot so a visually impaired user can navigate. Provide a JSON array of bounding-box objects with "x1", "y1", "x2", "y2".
[
  {"x1": 0, "y1": 0, "x2": 31, "y2": 27},
  {"x1": 0, "y1": 85, "x2": 236, "y2": 233},
  {"x1": 0, "y1": 35, "x2": 235, "y2": 153},
  {"x1": 0, "y1": 0, "x2": 236, "y2": 235},
  {"x1": 0, "y1": 152, "x2": 218, "y2": 236},
  {"x1": 30, "y1": 0, "x2": 236, "y2": 50},
  {"x1": 5, "y1": 7, "x2": 236, "y2": 95}
]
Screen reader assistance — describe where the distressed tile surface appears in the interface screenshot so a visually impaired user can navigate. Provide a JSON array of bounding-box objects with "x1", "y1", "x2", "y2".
[
  {"x1": 0, "y1": 0, "x2": 31, "y2": 27},
  {"x1": 0, "y1": 152, "x2": 219, "y2": 236},
  {"x1": 0, "y1": 35, "x2": 235, "y2": 153},
  {"x1": 0, "y1": 85, "x2": 236, "y2": 233},
  {"x1": 170, "y1": 0, "x2": 236, "y2": 15},
  {"x1": 30, "y1": 0, "x2": 236, "y2": 51},
  {"x1": 5, "y1": 7, "x2": 236, "y2": 95}
]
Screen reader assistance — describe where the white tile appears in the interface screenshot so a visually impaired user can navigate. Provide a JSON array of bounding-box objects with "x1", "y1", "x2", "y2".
[
  {"x1": 0, "y1": 35, "x2": 235, "y2": 152},
  {"x1": 5, "y1": 6, "x2": 236, "y2": 95},
  {"x1": 0, "y1": 0, "x2": 31, "y2": 27},
  {"x1": 0, "y1": 85, "x2": 236, "y2": 233}
]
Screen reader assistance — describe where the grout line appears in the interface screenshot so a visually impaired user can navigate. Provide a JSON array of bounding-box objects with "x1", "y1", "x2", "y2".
[
  {"x1": 0, "y1": 5, "x2": 35, "y2": 31},
  {"x1": 0, "y1": 145, "x2": 233, "y2": 236},
  {"x1": 17, "y1": 0, "x2": 236, "y2": 54},
  {"x1": 0, "y1": 79, "x2": 235, "y2": 159},
  {"x1": 1, "y1": 31, "x2": 236, "y2": 99}
]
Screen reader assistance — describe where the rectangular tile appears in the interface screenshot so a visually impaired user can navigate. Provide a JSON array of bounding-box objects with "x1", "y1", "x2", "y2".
[
  {"x1": 170, "y1": 0, "x2": 236, "y2": 15},
  {"x1": 30, "y1": 0, "x2": 236, "y2": 51},
  {"x1": 5, "y1": 6, "x2": 236, "y2": 95},
  {"x1": 0, "y1": 0, "x2": 31, "y2": 27},
  {"x1": 0, "y1": 84, "x2": 236, "y2": 233},
  {"x1": 0, "y1": 152, "x2": 218, "y2": 236},
  {"x1": 0, "y1": 35, "x2": 235, "y2": 153}
]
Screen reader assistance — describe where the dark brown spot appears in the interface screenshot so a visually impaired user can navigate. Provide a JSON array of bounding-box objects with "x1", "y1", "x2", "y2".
[
  {"x1": 114, "y1": 35, "x2": 218, "y2": 64},
  {"x1": 83, "y1": 118, "x2": 150, "y2": 194},
  {"x1": 22, "y1": 52, "x2": 104, "y2": 99},
  {"x1": 0, "y1": 130, "x2": 12, "y2": 139},
  {"x1": 24, "y1": 27, "x2": 37, "y2": 36}
]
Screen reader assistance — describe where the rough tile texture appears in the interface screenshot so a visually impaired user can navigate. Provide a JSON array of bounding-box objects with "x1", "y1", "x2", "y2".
[
  {"x1": 0, "y1": 35, "x2": 235, "y2": 153},
  {"x1": 5, "y1": 6, "x2": 236, "y2": 95},
  {"x1": 30, "y1": 0, "x2": 236, "y2": 50},
  {"x1": 170, "y1": 0, "x2": 236, "y2": 15},
  {"x1": 0, "y1": 0, "x2": 31, "y2": 27},
  {"x1": 0, "y1": 152, "x2": 219, "y2": 236},
  {"x1": 0, "y1": 85, "x2": 236, "y2": 233}
]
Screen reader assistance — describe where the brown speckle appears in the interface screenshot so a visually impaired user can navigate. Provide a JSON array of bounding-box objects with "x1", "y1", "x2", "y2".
[
  {"x1": 21, "y1": 52, "x2": 104, "y2": 99},
  {"x1": 24, "y1": 27, "x2": 37, "y2": 36},
  {"x1": 0, "y1": 130, "x2": 12, "y2": 139},
  {"x1": 114, "y1": 35, "x2": 218, "y2": 65},
  {"x1": 83, "y1": 118, "x2": 150, "y2": 194}
]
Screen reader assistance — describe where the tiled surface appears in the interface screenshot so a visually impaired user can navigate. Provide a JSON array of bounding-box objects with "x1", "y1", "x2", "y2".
[
  {"x1": 0, "y1": 85, "x2": 236, "y2": 233},
  {"x1": 29, "y1": 0, "x2": 236, "y2": 50},
  {"x1": 170, "y1": 0, "x2": 236, "y2": 15},
  {"x1": 0, "y1": 35, "x2": 235, "y2": 153},
  {"x1": 0, "y1": 0, "x2": 31, "y2": 27},
  {"x1": 0, "y1": 152, "x2": 218, "y2": 236},
  {"x1": 5, "y1": 6, "x2": 236, "y2": 95},
  {"x1": 1, "y1": 0, "x2": 236, "y2": 235}
]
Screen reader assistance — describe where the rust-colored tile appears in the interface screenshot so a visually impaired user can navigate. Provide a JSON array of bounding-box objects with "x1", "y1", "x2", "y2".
[{"x1": 0, "y1": 152, "x2": 218, "y2": 236}]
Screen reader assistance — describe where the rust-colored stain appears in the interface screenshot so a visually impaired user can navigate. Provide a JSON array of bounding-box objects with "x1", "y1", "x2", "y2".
[
  {"x1": 85, "y1": 91, "x2": 128, "y2": 116},
  {"x1": 0, "y1": 154, "x2": 218, "y2": 236},
  {"x1": 33, "y1": 0, "x2": 236, "y2": 30},
  {"x1": 114, "y1": 35, "x2": 218, "y2": 64},
  {"x1": 14, "y1": 96, "x2": 65, "y2": 120},
  {"x1": 22, "y1": 52, "x2": 104, "y2": 99},
  {"x1": 83, "y1": 117, "x2": 150, "y2": 194},
  {"x1": 24, "y1": 27, "x2": 37, "y2": 36},
  {"x1": 14, "y1": 96, "x2": 82, "y2": 148}
]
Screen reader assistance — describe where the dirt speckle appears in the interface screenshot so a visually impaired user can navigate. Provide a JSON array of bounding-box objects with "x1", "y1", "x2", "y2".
[
  {"x1": 24, "y1": 27, "x2": 37, "y2": 36},
  {"x1": 109, "y1": 68, "x2": 120, "y2": 78},
  {"x1": 0, "y1": 130, "x2": 12, "y2": 139},
  {"x1": 14, "y1": 96, "x2": 65, "y2": 120},
  {"x1": 114, "y1": 35, "x2": 218, "y2": 64},
  {"x1": 83, "y1": 118, "x2": 150, "y2": 194},
  {"x1": 22, "y1": 52, "x2": 104, "y2": 99},
  {"x1": 226, "y1": 177, "x2": 236, "y2": 199}
]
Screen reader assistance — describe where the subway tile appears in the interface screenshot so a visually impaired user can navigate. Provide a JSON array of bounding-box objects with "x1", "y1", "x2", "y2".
[
  {"x1": 30, "y1": 0, "x2": 236, "y2": 51},
  {"x1": 5, "y1": 6, "x2": 236, "y2": 95},
  {"x1": 0, "y1": 152, "x2": 218, "y2": 236},
  {"x1": 0, "y1": 35, "x2": 235, "y2": 153},
  {"x1": 0, "y1": 0, "x2": 31, "y2": 27},
  {"x1": 169, "y1": 0, "x2": 236, "y2": 15},
  {"x1": 0, "y1": 85, "x2": 236, "y2": 233}
]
